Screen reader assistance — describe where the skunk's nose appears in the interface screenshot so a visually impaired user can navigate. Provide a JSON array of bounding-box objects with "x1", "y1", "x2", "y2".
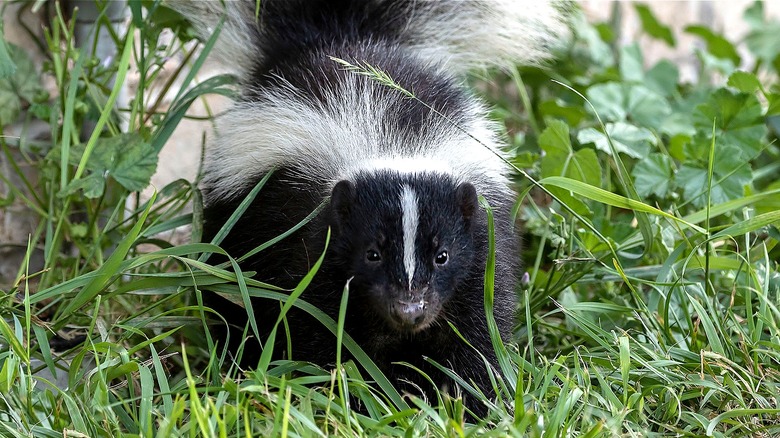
[{"x1": 395, "y1": 299, "x2": 425, "y2": 326}]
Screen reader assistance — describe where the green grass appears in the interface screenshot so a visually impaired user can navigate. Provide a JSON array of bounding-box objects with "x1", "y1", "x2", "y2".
[{"x1": 1, "y1": 1, "x2": 780, "y2": 436}]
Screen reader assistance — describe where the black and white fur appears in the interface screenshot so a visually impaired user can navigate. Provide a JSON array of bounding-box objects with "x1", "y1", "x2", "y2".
[{"x1": 172, "y1": 0, "x2": 567, "y2": 410}]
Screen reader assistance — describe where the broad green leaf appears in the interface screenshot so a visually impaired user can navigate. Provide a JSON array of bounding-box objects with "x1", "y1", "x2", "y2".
[
  {"x1": 766, "y1": 114, "x2": 780, "y2": 136},
  {"x1": 544, "y1": 181, "x2": 590, "y2": 219},
  {"x1": 695, "y1": 89, "x2": 763, "y2": 130},
  {"x1": 744, "y1": 15, "x2": 780, "y2": 64},
  {"x1": 578, "y1": 122, "x2": 655, "y2": 159},
  {"x1": 635, "y1": 4, "x2": 675, "y2": 46},
  {"x1": 140, "y1": 3, "x2": 190, "y2": 30},
  {"x1": 743, "y1": 1, "x2": 764, "y2": 28},
  {"x1": 727, "y1": 71, "x2": 761, "y2": 93},
  {"x1": 59, "y1": 141, "x2": 114, "y2": 170},
  {"x1": 72, "y1": 29, "x2": 135, "y2": 182},
  {"x1": 566, "y1": 149, "x2": 601, "y2": 187},
  {"x1": 697, "y1": 48, "x2": 737, "y2": 76},
  {"x1": 674, "y1": 165, "x2": 744, "y2": 207},
  {"x1": 8, "y1": 48, "x2": 38, "y2": 103},
  {"x1": 645, "y1": 60, "x2": 680, "y2": 97},
  {"x1": 576, "y1": 14, "x2": 615, "y2": 68},
  {"x1": 586, "y1": 82, "x2": 626, "y2": 122},
  {"x1": 693, "y1": 88, "x2": 766, "y2": 159},
  {"x1": 0, "y1": 44, "x2": 42, "y2": 125},
  {"x1": 682, "y1": 133, "x2": 712, "y2": 163},
  {"x1": 539, "y1": 119, "x2": 572, "y2": 159},
  {"x1": 767, "y1": 93, "x2": 780, "y2": 117},
  {"x1": 661, "y1": 90, "x2": 707, "y2": 137},
  {"x1": 110, "y1": 135, "x2": 158, "y2": 191},
  {"x1": 712, "y1": 142, "x2": 753, "y2": 178},
  {"x1": 632, "y1": 153, "x2": 673, "y2": 198},
  {"x1": 539, "y1": 120, "x2": 591, "y2": 215},
  {"x1": 619, "y1": 44, "x2": 644, "y2": 82},
  {"x1": 540, "y1": 120, "x2": 602, "y2": 215},
  {"x1": 0, "y1": 33, "x2": 15, "y2": 78},
  {"x1": 627, "y1": 86, "x2": 672, "y2": 129},
  {"x1": 55, "y1": 133, "x2": 158, "y2": 196},
  {"x1": 586, "y1": 82, "x2": 671, "y2": 129},
  {"x1": 676, "y1": 144, "x2": 753, "y2": 208},
  {"x1": 668, "y1": 134, "x2": 691, "y2": 160},
  {"x1": 59, "y1": 173, "x2": 106, "y2": 199},
  {"x1": 685, "y1": 25, "x2": 741, "y2": 64},
  {"x1": 539, "y1": 99, "x2": 587, "y2": 126},
  {"x1": 511, "y1": 151, "x2": 540, "y2": 169}
]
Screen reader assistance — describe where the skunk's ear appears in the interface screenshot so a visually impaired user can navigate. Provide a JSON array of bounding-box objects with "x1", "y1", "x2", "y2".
[
  {"x1": 330, "y1": 180, "x2": 356, "y2": 231},
  {"x1": 455, "y1": 182, "x2": 478, "y2": 224}
]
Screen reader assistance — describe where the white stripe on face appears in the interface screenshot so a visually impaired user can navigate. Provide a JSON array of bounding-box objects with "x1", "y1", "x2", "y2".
[{"x1": 400, "y1": 185, "x2": 419, "y2": 291}]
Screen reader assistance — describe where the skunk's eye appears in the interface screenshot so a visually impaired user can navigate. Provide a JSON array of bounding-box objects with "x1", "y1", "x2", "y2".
[
  {"x1": 366, "y1": 250, "x2": 382, "y2": 262},
  {"x1": 434, "y1": 251, "x2": 449, "y2": 265}
]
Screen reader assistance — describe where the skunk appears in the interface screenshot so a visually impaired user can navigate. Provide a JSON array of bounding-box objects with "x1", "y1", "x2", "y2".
[{"x1": 173, "y1": 0, "x2": 567, "y2": 409}]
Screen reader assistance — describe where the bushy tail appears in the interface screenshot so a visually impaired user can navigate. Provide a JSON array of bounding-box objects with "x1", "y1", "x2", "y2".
[
  {"x1": 169, "y1": 0, "x2": 569, "y2": 78},
  {"x1": 398, "y1": 1, "x2": 570, "y2": 74},
  {"x1": 167, "y1": 0, "x2": 260, "y2": 73}
]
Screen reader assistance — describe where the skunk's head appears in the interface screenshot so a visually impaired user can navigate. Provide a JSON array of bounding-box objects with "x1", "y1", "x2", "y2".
[{"x1": 329, "y1": 170, "x2": 480, "y2": 333}]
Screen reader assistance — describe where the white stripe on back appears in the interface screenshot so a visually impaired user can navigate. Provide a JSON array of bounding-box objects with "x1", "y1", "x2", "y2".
[{"x1": 400, "y1": 185, "x2": 419, "y2": 290}]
